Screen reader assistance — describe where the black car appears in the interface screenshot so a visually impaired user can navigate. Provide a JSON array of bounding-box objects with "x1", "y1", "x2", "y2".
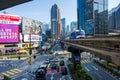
[
  {"x1": 35, "y1": 69, "x2": 46, "y2": 80},
  {"x1": 60, "y1": 60, "x2": 65, "y2": 66},
  {"x1": 61, "y1": 67, "x2": 68, "y2": 75}
]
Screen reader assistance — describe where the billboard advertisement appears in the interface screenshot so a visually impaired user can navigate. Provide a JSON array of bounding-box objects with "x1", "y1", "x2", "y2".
[
  {"x1": 24, "y1": 35, "x2": 42, "y2": 42},
  {"x1": 0, "y1": 24, "x2": 19, "y2": 43},
  {"x1": 0, "y1": 14, "x2": 20, "y2": 24},
  {"x1": 22, "y1": 17, "x2": 42, "y2": 35}
]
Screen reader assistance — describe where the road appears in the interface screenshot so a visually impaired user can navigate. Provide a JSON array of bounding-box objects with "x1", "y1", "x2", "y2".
[
  {"x1": 81, "y1": 53, "x2": 117, "y2": 80},
  {"x1": 46, "y1": 44, "x2": 71, "y2": 80},
  {"x1": 0, "y1": 59, "x2": 24, "y2": 73},
  {"x1": 12, "y1": 55, "x2": 52, "y2": 80},
  {"x1": 0, "y1": 53, "x2": 52, "y2": 80}
]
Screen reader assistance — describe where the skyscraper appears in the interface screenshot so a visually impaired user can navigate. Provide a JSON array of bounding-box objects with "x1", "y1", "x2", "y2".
[
  {"x1": 42, "y1": 23, "x2": 49, "y2": 34},
  {"x1": 70, "y1": 21, "x2": 77, "y2": 32},
  {"x1": 66, "y1": 25, "x2": 70, "y2": 35},
  {"x1": 77, "y1": 0, "x2": 85, "y2": 29},
  {"x1": 61, "y1": 18, "x2": 66, "y2": 37},
  {"x1": 51, "y1": 4, "x2": 61, "y2": 39},
  {"x1": 109, "y1": 3, "x2": 120, "y2": 31},
  {"x1": 77, "y1": 0, "x2": 108, "y2": 36},
  {"x1": 46, "y1": 29, "x2": 51, "y2": 38}
]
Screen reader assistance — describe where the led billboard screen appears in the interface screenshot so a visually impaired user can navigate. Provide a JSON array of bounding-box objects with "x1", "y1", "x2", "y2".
[
  {"x1": 22, "y1": 17, "x2": 42, "y2": 35},
  {"x1": 0, "y1": 24, "x2": 19, "y2": 43},
  {"x1": 24, "y1": 35, "x2": 42, "y2": 42}
]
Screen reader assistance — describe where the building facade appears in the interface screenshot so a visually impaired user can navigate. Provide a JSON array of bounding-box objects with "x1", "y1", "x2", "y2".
[
  {"x1": 109, "y1": 4, "x2": 120, "y2": 32},
  {"x1": 42, "y1": 23, "x2": 49, "y2": 34},
  {"x1": 77, "y1": 0, "x2": 85, "y2": 29},
  {"x1": 51, "y1": 4, "x2": 62, "y2": 39},
  {"x1": 61, "y1": 18, "x2": 66, "y2": 38},
  {"x1": 46, "y1": 29, "x2": 51, "y2": 38},
  {"x1": 70, "y1": 21, "x2": 77, "y2": 32},
  {"x1": 66, "y1": 25, "x2": 70, "y2": 35},
  {"x1": 77, "y1": 0, "x2": 108, "y2": 36}
]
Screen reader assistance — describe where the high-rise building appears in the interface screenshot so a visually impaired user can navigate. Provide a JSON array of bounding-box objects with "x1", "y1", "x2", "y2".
[
  {"x1": 77, "y1": 0, "x2": 85, "y2": 29},
  {"x1": 66, "y1": 25, "x2": 70, "y2": 35},
  {"x1": 70, "y1": 21, "x2": 77, "y2": 32},
  {"x1": 42, "y1": 23, "x2": 49, "y2": 34},
  {"x1": 61, "y1": 18, "x2": 66, "y2": 37},
  {"x1": 51, "y1": 4, "x2": 62, "y2": 39},
  {"x1": 77, "y1": 0, "x2": 108, "y2": 36},
  {"x1": 109, "y1": 4, "x2": 120, "y2": 31},
  {"x1": 46, "y1": 29, "x2": 51, "y2": 38}
]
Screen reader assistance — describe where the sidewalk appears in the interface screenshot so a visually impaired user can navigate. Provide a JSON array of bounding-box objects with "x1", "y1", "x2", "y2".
[{"x1": 0, "y1": 57, "x2": 28, "y2": 60}]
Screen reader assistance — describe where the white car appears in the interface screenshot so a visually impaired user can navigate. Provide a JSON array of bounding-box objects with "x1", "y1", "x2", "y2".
[
  {"x1": 44, "y1": 59, "x2": 50, "y2": 64},
  {"x1": 21, "y1": 78, "x2": 28, "y2": 80}
]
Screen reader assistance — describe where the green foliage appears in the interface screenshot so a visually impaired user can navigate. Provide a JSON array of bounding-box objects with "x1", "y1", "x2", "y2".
[
  {"x1": 4, "y1": 75, "x2": 11, "y2": 80},
  {"x1": 68, "y1": 64, "x2": 92, "y2": 80}
]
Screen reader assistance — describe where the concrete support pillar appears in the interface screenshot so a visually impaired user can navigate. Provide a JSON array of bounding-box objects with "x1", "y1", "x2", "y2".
[{"x1": 68, "y1": 47, "x2": 84, "y2": 70}]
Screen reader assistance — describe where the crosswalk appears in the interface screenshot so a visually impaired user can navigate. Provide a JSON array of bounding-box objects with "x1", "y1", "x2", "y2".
[
  {"x1": 81, "y1": 60, "x2": 90, "y2": 64},
  {"x1": 1, "y1": 68, "x2": 22, "y2": 77}
]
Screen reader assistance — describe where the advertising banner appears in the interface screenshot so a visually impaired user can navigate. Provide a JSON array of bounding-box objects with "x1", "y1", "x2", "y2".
[
  {"x1": 24, "y1": 35, "x2": 42, "y2": 42},
  {"x1": 0, "y1": 14, "x2": 20, "y2": 24},
  {"x1": 0, "y1": 24, "x2": 19, "y2": 43},
  {"x1": 22, "y1": 17, "x2": 42, "y2": 35}
]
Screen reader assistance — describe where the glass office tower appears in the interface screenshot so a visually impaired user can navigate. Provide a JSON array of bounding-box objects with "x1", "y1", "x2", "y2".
[
  {"x1": 77, "y1": 0, "x2": 85, "y2": 29},
  {"x1": 77, "y1": 0, "x2": 108, "y2": 36},
  {"x1": 51, "y1": 4, "x2": 61, "y2": 39}
]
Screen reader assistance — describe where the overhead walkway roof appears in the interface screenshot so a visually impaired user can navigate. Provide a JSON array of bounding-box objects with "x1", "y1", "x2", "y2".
[{"x1": 0, "y1": 0, "x2": 32, "y2": 10}]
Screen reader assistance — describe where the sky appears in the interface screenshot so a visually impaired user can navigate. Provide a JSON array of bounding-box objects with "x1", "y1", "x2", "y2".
[{"x1": 0, "y1": 0, "x2": 120, "y2": 25}]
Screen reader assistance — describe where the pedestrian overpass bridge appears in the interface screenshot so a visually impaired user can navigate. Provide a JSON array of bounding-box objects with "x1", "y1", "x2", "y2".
[{"x1": 61, "y1": 35, "x2": 120, "y2": 66}]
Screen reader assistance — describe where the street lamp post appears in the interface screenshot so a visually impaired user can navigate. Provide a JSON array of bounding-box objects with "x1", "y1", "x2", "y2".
[{"x1": 29, "y1": 27, "x2": 32, "y2": 65}]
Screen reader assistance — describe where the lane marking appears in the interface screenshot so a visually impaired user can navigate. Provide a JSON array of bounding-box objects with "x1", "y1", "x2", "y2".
[
  {"x1": 48, "y1": 64, "x2": 50, "y2": 68},
  {"x1": 6, "y1": 71, "x2": 15, "y2": 75},
  {"x1": 14, "y1": 69, "x2": 22, "y2": 72},
  {"x1": 85, "y1": 67, "x2": 90, "y2": 71},
  {"x1": 10, "y1": 69, "x2": 20, "y2": 74},
  {"x1": 94, "y1": 72, "x2": 103, "y2": 79},
  {"x1": 11, "y1": 72, "x2": 27, "y2": 79},
  {"x1": 92, "y1": 66, "x2": 98, "y2": 70},
  {"x1": 2, "y1": 73, "x2": 10, "y2": 77}
]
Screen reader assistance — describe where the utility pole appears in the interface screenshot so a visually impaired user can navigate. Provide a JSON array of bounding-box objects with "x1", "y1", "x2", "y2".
[{"x1": 29, "y1": 26, "x2": 32, "y2": 65}]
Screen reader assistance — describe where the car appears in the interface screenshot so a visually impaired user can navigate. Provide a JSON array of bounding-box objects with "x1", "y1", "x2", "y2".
[
  {"x1": 35, "y1": 69, "x2": 46, "y2": 80},
  {"x1": 60, "y1": 60, "x2": 65, "y2": 66},
  {"x1": 51, "y1": 63, "x2": 57, "y2": 70},
  {"x1": 60, "y1": 56, "x2": 64, "y2": 59},
  {"x1": 55, "y1": 58, "x2": 59, "y2": 62},
  {"x1": 74, "y1": 56, "x2": 80, "y2": 63},
  {"x1": 44, "y1": 59, "x2": 50, "y2": 64},
  {"x1": 61, "y1": 67, "x2": 68, "y2": 75},
  {"x1": 39, "y1": 64, "x2": 47, "y2": 72}
]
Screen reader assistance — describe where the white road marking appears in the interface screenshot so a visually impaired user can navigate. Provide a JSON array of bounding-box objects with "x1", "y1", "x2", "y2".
[
  {"x1": 92, "y1": 66, "x2": 98, "y2": 70},
  {"x1": 85, "y1": 67, "x2": 90, "y2": 71}
]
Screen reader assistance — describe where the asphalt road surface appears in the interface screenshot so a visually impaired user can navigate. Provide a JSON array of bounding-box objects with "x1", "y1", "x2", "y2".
[{"x1": 81, "y1": 53, "x2": 117, "y2": 80}]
